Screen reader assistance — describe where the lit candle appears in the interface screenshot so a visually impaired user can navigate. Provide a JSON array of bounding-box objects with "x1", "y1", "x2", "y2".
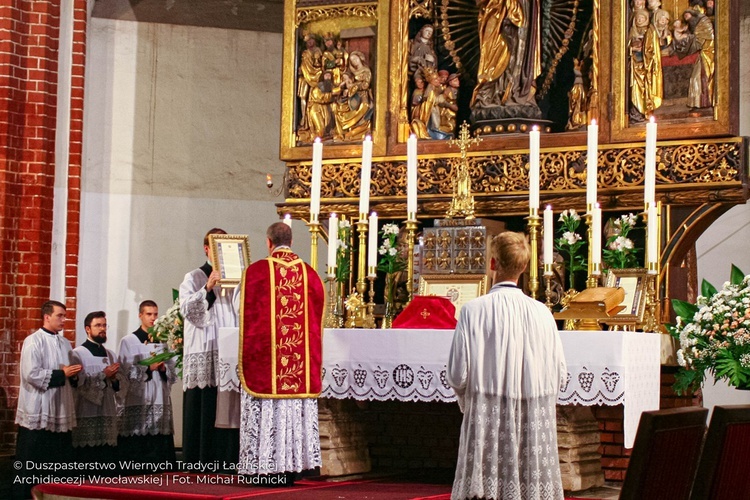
[
  {"x1": 327, "y1": 213, "x2": 338, "y2": 277},
  {"x1": 592, "y1": 203, "x2": 602, "y2": 273},
  {"x1": 283, "y1": 214, "x2": 292, "y2": 227},
  {"x1": 644, "y1": 117, "x2": 657, "y2": 209},
  {"x1": 359, "y1": 136, "x2": 373, "y2": 217},
  {"x1": 587, "y1": 119, "x2": 598, "y2": 211},
  {"x1": 368, "y1": 212, "x2": 378, "y2": 276},
  {"x1": 529, "y1": 126, "x2": 540, "y2": 211},
  {"x1": 647, "y1": 203, "x2": 658, "y2": 273},
  {"x1": 407, "y1": 134, "x2": 418, "y2": 219},
  {"x1": 310, "y1": 138, "x2": 323, "y2": 219},
  {"x1": 543, "y1": 205, "x2": 553, "y2": 273}
]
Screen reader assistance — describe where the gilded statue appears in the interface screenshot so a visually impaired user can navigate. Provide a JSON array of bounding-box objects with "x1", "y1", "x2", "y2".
[
  {"x1": 674, "y1": 8, "x2": 715, "y2": 110},
  {"x1": 297, "y1": 36, "x2": 323, "y2": 131},
  {"x1": 566, "y1": 58, "x2": 587, "y2": 131},
  {"x1": 470, "y1": 0, "x2": 542, "y2": 118},
  {"x1": 410, "y1": 67, "x2": 446, "y2": 140},
  {"x1": 629, "y1": 8, "x2": 662, "y2": 120},
  {"x1": 438, "y1": 73, "x2": 460, "y2": 138},
  {"x1": 305, "y1": 71, "x2": 337, "y2": 141},
  {"x1": 332, "y1": 51, "x2": 373, "y2": 141},
  {"x1": 409, "y1": 24, "x2": 437, "y2": 78}
]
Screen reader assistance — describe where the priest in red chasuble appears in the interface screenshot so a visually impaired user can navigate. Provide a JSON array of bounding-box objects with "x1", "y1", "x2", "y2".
[{"x1": 237, "y1": 222, "x2": 325, "y2": 484}]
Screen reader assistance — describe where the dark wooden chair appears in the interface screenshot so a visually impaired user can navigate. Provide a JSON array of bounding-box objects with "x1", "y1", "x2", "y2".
[
  {"x1": 690, "y1": 404, "x2": 750, "y2": 500},
  {"x1": 619, "y1": 406, "x2": 708, "y2": 500}
]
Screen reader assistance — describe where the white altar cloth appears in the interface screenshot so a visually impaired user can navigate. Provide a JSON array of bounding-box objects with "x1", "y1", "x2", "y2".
[
  {"x1": 320, "y1": 328, "x2": 661, "y2": 448},
  {"x1": 218, "y1": 327, "x2": 660, "y2": 448}
]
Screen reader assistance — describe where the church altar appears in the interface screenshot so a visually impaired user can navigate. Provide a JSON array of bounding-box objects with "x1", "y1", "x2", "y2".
[{"x1": 219, "y1": 327, "x2": 660, "y2": 448}]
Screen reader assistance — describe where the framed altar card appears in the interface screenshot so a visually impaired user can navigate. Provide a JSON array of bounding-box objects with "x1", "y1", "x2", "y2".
[
  {"x1": 208, "y1": 234, "x2": 251, "y2": 288},
  {"x1": 604, "y1": 268, "x2": 648, "y2": 323},
  {"x1": 418, "y1": 274, "x2": 488, "y2": 319}
]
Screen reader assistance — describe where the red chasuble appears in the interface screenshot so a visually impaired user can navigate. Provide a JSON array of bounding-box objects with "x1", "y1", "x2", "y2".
[{"x1": 239, "y1": 249, "x2": 325, "y2": 398}]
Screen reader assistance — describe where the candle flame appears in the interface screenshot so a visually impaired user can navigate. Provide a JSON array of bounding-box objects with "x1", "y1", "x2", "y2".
[
  {"x1": 371, "y1": 211, "x2": 377, "y2": 217},
  {"x1": 532, "y1": 125, "x2": 539, "y2": 132},
  {"x1": 649, "y1": 116, "x2": 655, "y2": 123},
  {"x1": 364, "y1": 135, "x2": 372, "y2": 142},
  {"x1": 546, "y1": 204, "x2": 552, "y2": 210},
  {"x1": 591, "y1": 118, "x2": 597, "y2": 126},
  {"x1": 314, "y1": 137, "x2": 322, "y2": 143}
]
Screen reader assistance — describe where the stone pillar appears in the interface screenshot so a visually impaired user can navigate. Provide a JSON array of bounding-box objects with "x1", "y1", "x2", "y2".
[
  {"x1": 318, "y1": 399, "x2": 372, "y2": 476},
  {"x1": 557, "y1": 406, "x2": 605, "y2": 492}
]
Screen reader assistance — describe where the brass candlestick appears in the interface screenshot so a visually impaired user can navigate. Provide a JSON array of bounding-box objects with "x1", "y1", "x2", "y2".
[
  {"x1": 584, "y1": 209, "x2": 600, "y2": 289},
  {"x1": 324, "y1": 276, "x2": 340, "y2": 329},
  {"x1": 642, "y1": 202, "x2": 662, "y2": 332},
  {"x1": 544, "y1": 264, "x2": 554, "y2": 310},
  {"x1": 404, "y1": 217, "x2": 419, "y2": 304},
  {"x1": 365, "y1": 272, "x2": 377, "y2": 329},
  {"x1": 307, "y1": 215, "x2": 321, "y2": 271},
  {"x1": 526, "y1": 209, "x2": 541, "y2": 300},
  {"x1": 345, "y1": 216, "x2": 370, "y2": 328}
]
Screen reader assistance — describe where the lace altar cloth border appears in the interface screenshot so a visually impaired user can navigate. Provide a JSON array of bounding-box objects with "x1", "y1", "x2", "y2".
[{"x1": 218, "y1": 328, "x2": 661, "y2": 448}]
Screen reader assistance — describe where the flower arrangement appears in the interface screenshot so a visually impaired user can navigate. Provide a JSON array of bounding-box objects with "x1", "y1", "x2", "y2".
[
  {"x1": 139, "y1": 296, "x2": 184, "y2": 376},
  {"x1": 335, "y1": 218, "x2": 352, "y2": 284},
  {"x1": 377, "y1": 223, "x2": 407, "y2": 275},
  {"x1": 555, "y1": 209, "x2": 587, "y2": 289},
  {"x1": 602, "y1": 213, "x2": 641, "y2": 269},
  {"x1": 668, "y1": 265, "x2": 750, "y2": 394}
]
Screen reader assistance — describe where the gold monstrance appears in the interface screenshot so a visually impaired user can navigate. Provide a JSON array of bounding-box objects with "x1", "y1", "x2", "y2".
[{"x1": 447, "y1": 122, "x2": 482, "y2": 219}]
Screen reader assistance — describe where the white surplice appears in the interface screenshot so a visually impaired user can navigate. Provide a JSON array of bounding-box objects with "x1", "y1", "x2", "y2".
[
  {"x1": 447, "y1": 284, "x2": 567, "y2": 500},
  {"x1": 179, "y1": 265, "x2": 238, "y2": 390},
  {"x1": 237, "y1": 392, "x2": 322, "y2": 475},
  {"x1": 119, "y1": 333, "x2": 177, "y2": 436},
  {"x1": 71, "y1": 344, "x2": 122, "y2": 447},
  {"x1": 118, "y1": 333, "x2": 176, "y2": 436},
  {"x1": 15, "y1": 329, "x2": 76, "y2": 432}
]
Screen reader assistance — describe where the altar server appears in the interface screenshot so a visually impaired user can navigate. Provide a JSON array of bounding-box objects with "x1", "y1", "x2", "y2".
[
  {"x1": 13, "y1": 300, "x2": 81, "y2": 500},
  {"x1": 447, "y1": 231, "x2": 567, "y2": 500},
  {"x1": 237, "y1": 222, "x2": 325, "y2": 485},
  {"x1": 180, "y1": 228, "x2": 239, "y2": 465},
  {"x1": 117, "y1": 300, "x2": 176, "y2": 468},
  {"x1": 71, "y1": 311, "x2": 122, "y2": 470}
]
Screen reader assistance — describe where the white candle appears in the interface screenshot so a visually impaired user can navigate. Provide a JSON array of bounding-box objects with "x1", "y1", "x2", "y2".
[
  {"x1": 359, "y1": 136, "x2": 373, "y2": 217},
  {"x1": 368, "y1": 212, "x2": 378, "y2": 275},
  {"x1": 529, "y1": 126, "x2": 540, "y2": 210},
  {"x1": 592, "y1": 204, "x2": 602, "y2": 273},
  {"x1": 543, "y1": 205, "x2": 553, "y2": 273},
  {"x1": 310, "y1": 138, "x2": 323, "y2": 218},
  {"x1": 283, "y1": 214, "x2": 292, "y2": 227},
  {"x1": 327, "y1": 213, "x2": 338, "y2": 277},
  {"x1": 645, "y1": 117, "x2": 657, "y2": 208},
  {"x1": 407, "y1": 134, "x2": 418, "y2": 219},
  {"x1": 647, "y1": 203, "x2": 658, "y2": 273},
  {"x1": 587, "y1": 119, "x2": 598, "y2": 210}
]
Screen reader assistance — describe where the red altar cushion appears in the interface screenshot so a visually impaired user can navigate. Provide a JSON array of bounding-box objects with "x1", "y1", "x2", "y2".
[{"x1": 392, "y1": 295, "x2": 457, "y2": 329}]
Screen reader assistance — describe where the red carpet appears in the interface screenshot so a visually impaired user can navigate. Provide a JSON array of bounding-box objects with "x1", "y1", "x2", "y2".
[
  {"x1": 33, "y1": 473, "x2": 597, "y2": 499},
  {"x1": 32, "y1": 473, "x2": 452, "y2": 500}
]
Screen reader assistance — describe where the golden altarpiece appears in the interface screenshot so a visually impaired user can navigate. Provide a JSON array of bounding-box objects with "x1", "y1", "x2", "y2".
[{"x1": 275, "y1": 0, "x2": 747, "y2": 335}]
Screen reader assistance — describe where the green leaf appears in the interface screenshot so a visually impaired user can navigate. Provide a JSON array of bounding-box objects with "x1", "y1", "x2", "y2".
[
  {"x1": 714, "y1": 353, "x2": 750, "y2": 388},
  {"x1": 701, "y1": 279, "x2": 718, "y2": 299},
  {"x1": 672, "y1": 299, "x2": 698, "y2": 322},
  {"x1": 672, "y1": 368, "x2": 702, "y2": 396},
  {"x1": 138, "y1": 351, "x2": 177, "y2": 366},
  {"x1": 172, "y1": 288, "x2": 179, "y2": 302},
  {"x1": 731, "y1": 264, "x2": 746, "y2": 286},
  {"x1": 665, "y1": 323, "x2": 679, "y2": 340}
]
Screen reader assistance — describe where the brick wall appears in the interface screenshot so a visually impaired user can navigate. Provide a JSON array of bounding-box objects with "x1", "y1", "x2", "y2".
[
  {"x1": 360, "y1": 401, "x2": 462, "y2": 470},
  {"x1": 0, "y1": 0, "x2": 86, "y2": 453},
  {"x1": 592, "y1": 366, "x2": 703, "y2": 482}
]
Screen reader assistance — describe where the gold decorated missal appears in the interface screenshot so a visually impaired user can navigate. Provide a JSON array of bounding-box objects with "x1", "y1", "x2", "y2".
[{"x1": 554, "y1": 287, "x2": 626, "y2": 320}]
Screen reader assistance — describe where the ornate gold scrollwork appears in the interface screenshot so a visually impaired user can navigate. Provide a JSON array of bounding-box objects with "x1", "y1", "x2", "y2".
[
  {"x1": 296, "y1": 3, "x2": 378, "y2": 27},
  {"x1": 282, "y1": 139, "x2": 745, "y2": 217}
]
